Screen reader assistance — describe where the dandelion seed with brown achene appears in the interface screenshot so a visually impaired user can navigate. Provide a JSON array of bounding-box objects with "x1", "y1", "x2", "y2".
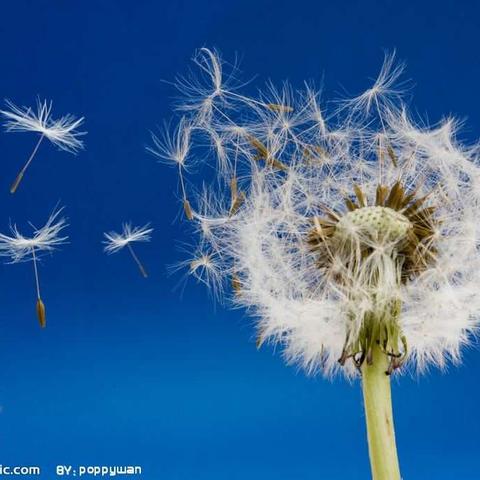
[
  {"x1": 103, "y1": 223, "x2": 153, "y2": 278},
  {"x1": 147, "y1": 118, "x2": 195, "y2": 221},
  {"x1": 0, "y1": 99, "x2": 85, "y2": 193},
  {"x1": 0, "y1": 208, "x2": 68, "y2": 328}
]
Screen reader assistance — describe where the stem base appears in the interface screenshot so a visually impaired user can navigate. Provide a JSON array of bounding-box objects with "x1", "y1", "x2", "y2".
[{"x1": 361, "y1": 342, "x2": 401, "y2": 480}]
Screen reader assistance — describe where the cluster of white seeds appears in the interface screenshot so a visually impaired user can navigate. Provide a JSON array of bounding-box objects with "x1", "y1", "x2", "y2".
[{"x1": 157, "y1": 49, "x2": 480, "y2": 377}]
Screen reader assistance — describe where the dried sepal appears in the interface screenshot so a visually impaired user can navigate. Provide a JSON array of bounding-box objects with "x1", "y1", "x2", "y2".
[
  {"x1": 375, "y1": 185, "x2": 389, "y2": 206},
  {"x1": 353, "y1": 185, "x2": 367, "y2": 207},
  {"x1": 386, "y1": 144, "x2": 398, "y2": 167}
]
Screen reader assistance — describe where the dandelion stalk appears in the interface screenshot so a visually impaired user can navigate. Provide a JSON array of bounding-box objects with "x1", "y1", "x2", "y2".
[
  {"x1": 10, "y1": 134, "x2": 45, "y2": 193},
  {"x1": 361, "y1": 339, "x2": 400, "y2": 480}
]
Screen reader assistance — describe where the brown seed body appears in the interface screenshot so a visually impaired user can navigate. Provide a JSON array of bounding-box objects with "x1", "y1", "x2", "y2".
[
  {"x1": 10, "y1": 171, "x2": 24, "y2": 194},
  {"x1": 183, "y1": 200, "x2": 194, "y2": 220},
  {"x1": 265, "y1": 103, "x2": 294, "y2": 113},
  {"x1": 36, "y1": 298, "x2": 46, "y2": 328}
]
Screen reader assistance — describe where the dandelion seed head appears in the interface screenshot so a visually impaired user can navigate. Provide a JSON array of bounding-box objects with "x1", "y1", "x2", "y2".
[
  {"x1": 163, "y1": 50, "x2": 480, "y2": 377},
  {"x1": 335, "y1": 206, "x2": 411, "y2": 242}
]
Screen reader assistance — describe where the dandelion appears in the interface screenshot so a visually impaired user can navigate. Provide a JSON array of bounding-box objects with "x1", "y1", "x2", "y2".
[
  {"x1": 0, "y1": 98, "x2": 86, "y2": 193},
  {"x1": 103, "y1": 223, "x2": 153, "y2": 278},
  {"x1": 0, "y1": 208, "x2": 68, "y2": 328},
  {"x1": 159, "y1": 50, "x2": 480, "y2": 479}
]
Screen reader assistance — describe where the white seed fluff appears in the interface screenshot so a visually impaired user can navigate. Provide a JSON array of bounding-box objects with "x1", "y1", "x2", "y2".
[
  {"x1": 0, "y1": 98, "x2": 85, "y2": 152},
  {"x1": 160, "y1": 49, "x2": 480, "y2": 377},
  {"x1": 0, "y1": 208, "x2": 68, "y2": 263},
  {"x1": 103, "y1": 223, "x2": 153, "y2": 254}
]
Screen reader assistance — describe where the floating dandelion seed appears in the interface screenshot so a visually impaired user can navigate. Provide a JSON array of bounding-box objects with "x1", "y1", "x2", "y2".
[
  {"x1": 148, "y1": 118, "x2": 195, "y2": 220},
  {"x1": 0, "y1": 98, "x2": 86, "y2": 193},
  {"x1": 160, "y1": 49, "x2": 480, "y2": 480},
  {"x1": 103, "y1": 223, "x2": 153, "y2": 278},
  {"x1": 340, "y1": 51, "x2": 407, "y2": 119},
  {"x1": 175, "y1": 47, "x2": 241, "y2": 124},
  {"x1": 0, "y1": 208, "x2": 68, "y2": 328},
  {"x1": 168, "y1": 247, "x2": 224, "y2": 301}
]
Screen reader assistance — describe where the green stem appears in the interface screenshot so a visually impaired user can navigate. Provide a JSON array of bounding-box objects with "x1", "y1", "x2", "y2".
[{"x1": 361, "y1": 341, "x2": 401, "y2": 480}]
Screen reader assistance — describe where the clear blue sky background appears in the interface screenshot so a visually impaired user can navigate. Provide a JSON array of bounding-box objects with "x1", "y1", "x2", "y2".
[{"x1": 0, "y1": 1, "x2": 479, "y2": 478}]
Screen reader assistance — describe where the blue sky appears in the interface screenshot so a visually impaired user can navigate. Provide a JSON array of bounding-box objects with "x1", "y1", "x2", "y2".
[{"x1": 0, "y1": 0, "x2": 479, "y2": 478}]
